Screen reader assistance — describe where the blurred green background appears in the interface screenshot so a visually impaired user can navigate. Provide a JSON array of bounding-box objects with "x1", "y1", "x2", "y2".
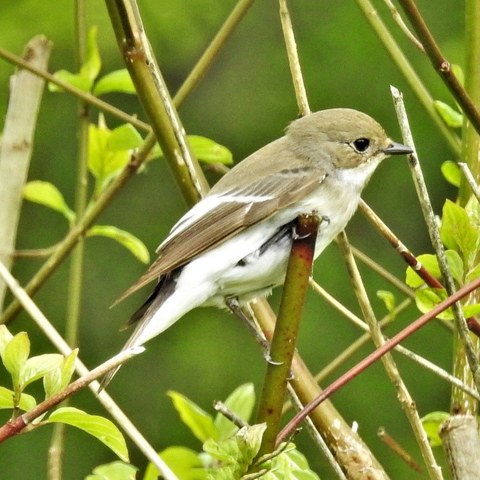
[{"x1": 0, "y1": 1, "x2": 463, "y2": 478}]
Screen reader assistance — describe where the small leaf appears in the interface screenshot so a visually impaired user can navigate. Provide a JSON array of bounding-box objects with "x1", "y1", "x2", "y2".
[
  {"x1": 88, "y1": 121, "x2": 132, "y2": 194},
  {"x1": 422, "y1": 411, "x2": 449, "y2": 447},
  {"x1": 203, "y1": 423, "x2": 266, "y2": 475},
  {"x1": 2, "y1": 332, "x2": 30, "y2": 386},
  {"x1": 376, "y1": 290, "x2": 396, "y2": 313},
  {"x1": 47, "y1": 407, "x2": 129, "y2": 462},
  {"x1": 93, "y1": 69, "x2": 136, "y2": 96},
  {"x1": 144, "y1": 447, "x2": 206, "y2": 480},
  {"x1": 441, "y1": 160, "x2": 461, "y2": 187},
  {"x1": 214, "y1": 383, "x2": 255, "y2": 440},
  {"x1": 44, "y1": 350, "x2": 79, "y2": 400},
  {"x1": 415, "y1": 288, "x2": 453, "y2": 320},
  {"x1": 49, "y1": 69, "x2": 92, "y2": 93},
  {"x1": 0, "y1": 386, "x2": 36, "y2": 411},
  {"x1": 466, "y1": 262, "x2": 480, "y2": 283},
  {"x1": 462, "y1": 303, "x2": 480, "y2": 318},
  {"x1": 23, "y1": 181, "x2": 75, "y2": 223},
  {"x1": 0, "y1": 325, "x2": 14, "y2": 357},
  {"x1": 80, "y1": 26, "x2": 101, "y2": 85},
  {"x1": 87, "y1": 225, "x2": 150, "y2": 263},
  {"x1": 440, "y1": 200, "x2": 479, "y2": 262},
  {"x1": 189, "y1": 135, "x2": 233, "y2": 165},
  {"x1": 20, "y1": 353, "x2": 63, "y2": 389},
  {"x1": 167, "y1": 391, "x2": 218, "y2": 443},
  {"x1": 108, "y1": 124, "x2": 143, "y2": 151},
  {"x1": 445, "y1": 249, "x2": 464, "y2": 284},
  {"x1": 86, "y1": 461, "x2": 137, "y2": 480},
  {"x1": 434, "y1": 101, "x2": 463, "y2": 128},
  {"x1": 405, "y1": 254, "x2": 441, "y2": 288}
]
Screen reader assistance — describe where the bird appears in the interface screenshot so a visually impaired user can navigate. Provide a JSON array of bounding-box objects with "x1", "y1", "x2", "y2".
[{"x1": 101, "y1": 108, "x2": 411, "y2": 388}]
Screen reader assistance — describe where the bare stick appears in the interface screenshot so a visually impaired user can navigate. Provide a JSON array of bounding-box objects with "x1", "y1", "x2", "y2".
[{"x1": 0, "y1": 261, "x2": 177, "y2": 479}]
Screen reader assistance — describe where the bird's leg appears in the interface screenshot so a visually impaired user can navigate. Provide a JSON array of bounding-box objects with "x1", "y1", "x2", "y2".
[{"x1": 225, "y1": 297, "x2": 280, "y2": 362}]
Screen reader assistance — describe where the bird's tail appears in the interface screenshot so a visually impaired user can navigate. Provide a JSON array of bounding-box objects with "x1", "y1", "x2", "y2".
[{"x1": 98, "y1": 274, "x2": 177, "y2": 391}]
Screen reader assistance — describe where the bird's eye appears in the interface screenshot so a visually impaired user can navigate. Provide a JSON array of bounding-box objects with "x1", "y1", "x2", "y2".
[{"x1": 352, "y1": 138, "x2": 370, "y2": 153}]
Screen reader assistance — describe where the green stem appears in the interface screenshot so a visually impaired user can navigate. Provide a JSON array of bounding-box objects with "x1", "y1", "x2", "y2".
[
  {"x1": 451, "y1": 0, "x2": 480, "y2": 416},
  {"x1": 48, "y1": 4, "x2": 89, "y2": 478},
  {"x1": 398, "y1": 0, "x2": 480, "y2": 137},
  {"x1": 256, "y1": 213, "x2": 318, "y2": 458},
  {"x1": 0, "y1": 133, "x2": 157, "y2": 325},
  {"x1": 173, "y1": 0, "x2": 255, "y2": 107},
  {"x1": 355, "y1": 0, "x2": 461, "y2": 155},
  {"x1": 106, "y1": 0, "x2": 209, "y2": 205}
]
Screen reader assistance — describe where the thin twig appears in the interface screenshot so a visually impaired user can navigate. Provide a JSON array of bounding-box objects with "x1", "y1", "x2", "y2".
[
  {"x1": 383, "y1": 0, "x2": 424, "y2": 52},
  {"x1": 354, "y1": 0, "x2": 461, "y2": 155},
  {"x1": 0, "y1": 133, "x2": 157, "y2": 325},
  {"x1": 278, "y1": 0, "x2": 310, "y2": 116},
  {"x1": 397, "y1": 0, "x2": 480, "y2": 136},
  {"x1": 458, "y1": 162, "x2": 480, "y2": 204},
  {"x1": 391, "y1": 86, "x2": 480, "y2": 390},
  {"x1": 174, "y1": 0, "x2": 255, "y2": 107},
  {"x1": 378, "y1": 427, "x2": 423, "y2": 473},
  {"x1": 0, "y1": 260, "x2": 177, "y2": 479},
  {"x1": 277, "y1": 274, "x2": 480, "y2": 447},
  {"x1": 337, "y1": 232, "x2": 442, "y2": 479},
  {"x1": 0, "y1": 46, "x2": 151, "y2": 132}
]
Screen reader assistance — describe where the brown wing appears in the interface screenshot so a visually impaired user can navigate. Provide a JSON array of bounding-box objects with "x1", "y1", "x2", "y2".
[{"x1": 114, "y1": 145, "x2": 328, "y2": 303}]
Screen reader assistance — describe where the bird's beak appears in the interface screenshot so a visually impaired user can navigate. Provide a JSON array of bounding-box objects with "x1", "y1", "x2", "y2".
[{"x1": 382, "y1": 141, "x2": 413, "y2": 155}]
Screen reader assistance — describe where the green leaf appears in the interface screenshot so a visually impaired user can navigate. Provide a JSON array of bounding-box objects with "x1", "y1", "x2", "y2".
[
  {"x1": 23, "y1": 181, "x2": 76, "y2": 223},
  {"x1": 445, "y1": 249, "x2": 464, "y2": 284},
  {"x1": 434, "y1": 101, "x2": 463, "y2": 128},
  {"x1": 44, "y1": 349, "x2": 78, "y2": 399},
  {"x1": 189, "y1": 135, "x2": 233, "y2": 165},
  {"x1": 2, "y1": 332, "x2": 30, "y2": 386},
  {"x1": 108, "y1": 124, "x2": 143, "y2": 151},
  {"x1": 376, "y1": 290, "x2": 396, "y2": 313},
  {"x1": 48, "y1": 407, "x2": 129, "y2": 462},
  {"x1": 87, "y1": 225, "x2": 150, "y2": 264},
  {"x1": 49, "y1": 69, "x2": 93, "y2": 93},
  {"x1": 0, "y1": 325, "x2": 14, "y2": 357},
  {"x1": 0, "y1": 386, "x2": 36, "y2": 411},
  {"x1": 20, "y1": 353, "x2": 63, "y2": 389},
  {"x1": 144, "y1": 447, "x2": 206, "y2": 480},
  {"x1": 415, "y1": 288, "x2": 453, "y2": 320},
  {"x1": 203, "y1": 424, "x2": 266, "y2": 476},
  {"x1": 466, "y1": 262, "x2": 480, "y2": 283},
  {"x1": 93, "y1": 69, "x2": 136, "y2": 96},
  {"x1": 214, "y1": 383, "x2": 255, "y2": 441},
  {"x1": 462, "y1": 303, "x2": 480, "y2": 318},
  {"x1": 422, "y1": 411, "x2": 449, "y2": 447},
  {"x1": 167, "y1": 390, "x2": 218, "y2": 442},
  {"x1": 261, "y1": 444, "x2": 321, "y2": 479},
  {"x1": 441, "y1": 160, "x2": 461, "y2": 187},
  {"x1": 440, "y1": 200, "x2": 479, "y2": 261},
  {"x1": 88, "y1": 121, "x2": 132, "y2": 194},
  {"x1": 80, "y1": 26, "x2": 101, "y2": 85},
  {"x1": 405, "y1": 254, "x2": 441, "y2": 288},
  {"x1": 86, "y1": 461, "x2": 137, "y2": 480}
]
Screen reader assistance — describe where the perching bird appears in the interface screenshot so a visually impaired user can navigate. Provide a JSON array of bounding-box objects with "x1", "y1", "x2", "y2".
[{"x1": 102, "y1": 108, "x2": 411, "y2": 388}]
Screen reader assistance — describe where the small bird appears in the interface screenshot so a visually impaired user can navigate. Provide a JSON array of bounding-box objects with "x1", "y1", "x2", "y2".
[{"x1": 102, "y1": 108, "x2": 411, "y2": 387}]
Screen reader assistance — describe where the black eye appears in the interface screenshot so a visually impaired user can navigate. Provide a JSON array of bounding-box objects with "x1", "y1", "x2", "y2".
[{"x1": 352, "y1": 138, "x2": 370, "y2": 153}]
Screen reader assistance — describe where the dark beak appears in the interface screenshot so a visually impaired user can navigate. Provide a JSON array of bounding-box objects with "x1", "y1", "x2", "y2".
[{"x1": 382, "y1": 141, "x2": 413, "y2": 155}]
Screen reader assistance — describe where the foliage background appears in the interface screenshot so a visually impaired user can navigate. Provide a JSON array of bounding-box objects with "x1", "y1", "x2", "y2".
[{"x1": 0, "y1": 1, "x2": 463, "y2": 478}]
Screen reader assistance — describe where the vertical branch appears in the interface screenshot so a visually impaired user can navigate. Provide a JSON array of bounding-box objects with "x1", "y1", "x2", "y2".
[
  {"x1": 278, "y1": 0, "x2": 310, "y2": 116},
  {"x1": 458, "y1": 0, "x2": 480, "y2": 203},
  {"x1": 0, "y1": 36, "x2": 52, "y2": 309},
  {"x1": 48, "y1": 3, "x2": 89, "y2": 478},
  {"x1": 105, "y1": 0, "x2": 209, "y2": 205},
  {"x1": 256, "y1": 213, "x2": 318, "y2": 457},
  {"x1": 336, "y1": 232, "x2": 442, "y2": 480}
]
